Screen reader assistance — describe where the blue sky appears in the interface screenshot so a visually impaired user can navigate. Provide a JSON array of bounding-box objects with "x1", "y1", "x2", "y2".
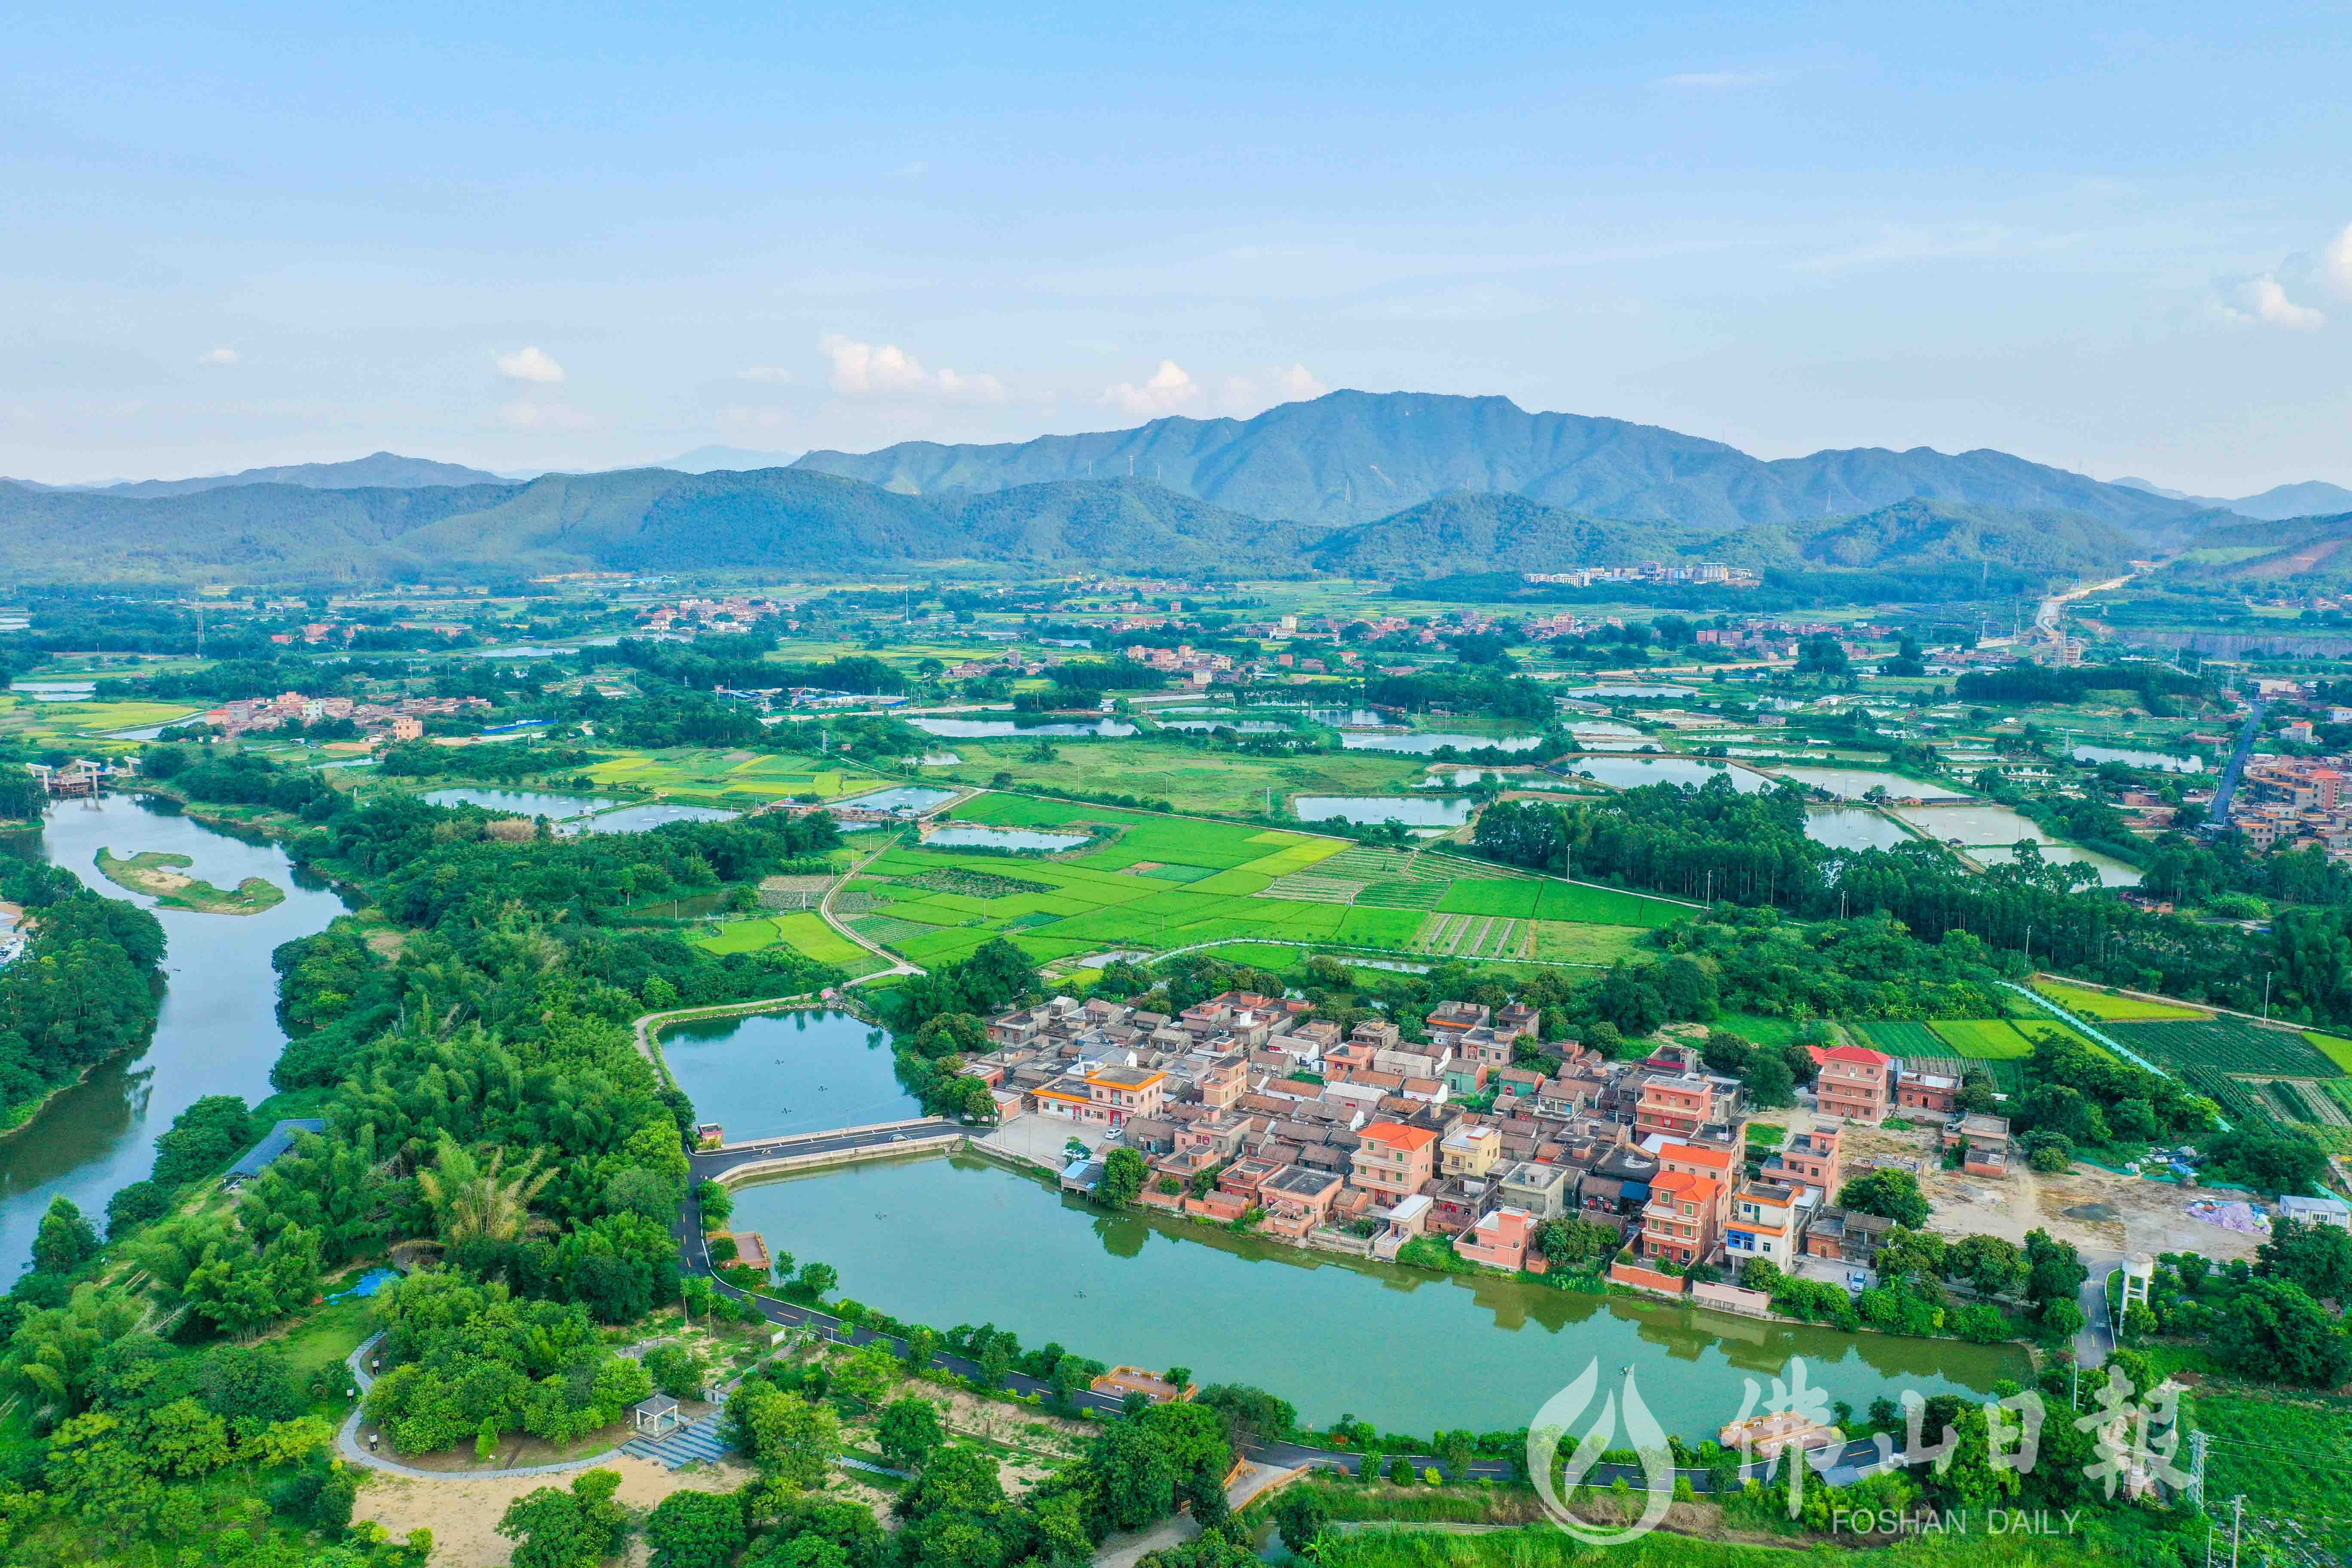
[{"x1": 5, "y1": 2, "x2": 2349, "y2": 492}]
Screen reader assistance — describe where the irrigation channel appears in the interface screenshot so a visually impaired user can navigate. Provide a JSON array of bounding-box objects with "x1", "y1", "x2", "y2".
[
  {"x1": 662, "y1": 1011, "x2": 2031, "y2": 1443},
  {"x1": 0, "y1": 794, "x2": 349, "y2": 1276}
]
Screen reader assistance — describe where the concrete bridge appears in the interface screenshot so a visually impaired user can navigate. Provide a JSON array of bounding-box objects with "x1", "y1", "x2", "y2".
[{"x1": 689, "y1": 1116, "x2": 965, "y2": 1187}]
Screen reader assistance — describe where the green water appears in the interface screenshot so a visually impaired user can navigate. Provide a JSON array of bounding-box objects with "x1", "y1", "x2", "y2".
[
  {"x1": 727, "y1": 1154, "x2": 2031, "y2": 1439},
  {"x1": 660, "y1": 1009, "x2": 918, "y2": 1142}
]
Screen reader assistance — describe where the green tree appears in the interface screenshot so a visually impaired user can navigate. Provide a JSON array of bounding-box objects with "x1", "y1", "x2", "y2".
[
  {"x1": 877, "y1": 1396, "x2": 946, "y2": 1472},
  {"x1": 647, "y1": 1488, "x2": 747, "y2": 1568},
  {"x1": 1098, "y1": 1147, "x2": 1148, "y2": 1206},
  {"x1": 1272, "y1": 1490, "x2": 1330, "y2": 1553},
  {"x1": 496, "y1": 1468, "x2": 629, "y2": 1568},
  {"x1": 31, "y1": 1194, "x2": 100, "y2": 1275},
  {"x1": 416, "y1": 1135, "x2": 554, "y2": 1247},
  {"x1": 1838, "y1": 1169, "x2": 1930, "y2": 1227},
  {"x1": 2258, "y1": 1217, "x2": 2352, "y2": 1302},
  {"x1": 729, "y1": 1383, "x2": 840, "y2": 1491}
]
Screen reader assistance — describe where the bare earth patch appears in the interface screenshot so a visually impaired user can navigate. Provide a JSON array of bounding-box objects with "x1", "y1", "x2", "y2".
[{"x1": 355, "y1": 1455, "x2": 756, "y2": 1568}]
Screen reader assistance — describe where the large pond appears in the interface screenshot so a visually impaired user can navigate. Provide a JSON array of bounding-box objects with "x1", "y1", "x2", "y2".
[
  {"x1": 912, "y1": 719, "x2": 1138, "y2": 738},
  {"x1": 0, "y1": 796, "x2": 348, "y2": 1278},
  {"x1": 729, "y1": 1155, "x2": 2030, "y2": 1437},
  {"x1": 424, "y1": 787, "x2": 613, "y2": 819},
  {"x1": 660, "y1": 1009, "x2": 917, "y2": 1143},
  {"x1": 1294, "y1": 796, "x2": 1475, "y2": 827},
  {"x1": 1571, "y1": 684, "x2": 1699, "y2": 699},
  {"x1": 1770, "y1": 767, "x2": 1968, "y2": 801},
  {"x1": 1341, "y1": 733, "x2": 1543, "y2": 754},
  {"x1": 1160, "y1": 720, "x2": 1291, "y2": 734},
  {"x1": 1969, "y1": 843, "x2": 2143, "y2": 887},
  {"x1": 1892, "y1": 804, "x2": 2051, "y2": 845},
  {"x1": 12, "y1": 681, "x2": 98, "y2": 702},
  {"x1": 563, "y1": 804, "x2": 740, "y2": 834},
  {"x1": 842, "y1": 786, "x2": 959, "y2": 814},
  {"x1": 925, "y1": 825, "x2": 1088, "y2": 851},
  {"x1": 2072, "y1": 744, "x2": 2202, "y2": 773},
  {"x1": 1805, "y1": 807, "x2": 1915, "y2": 851},
  {"x1": 1567, "y1": 757, "x2": 1770, "y2": 792}
]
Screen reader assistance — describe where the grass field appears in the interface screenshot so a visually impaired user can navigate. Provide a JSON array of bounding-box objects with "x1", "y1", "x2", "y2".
[
  {"x1": 1927, "y1": 1019, "x2": 2037, "y2": 1060},
  {"x1": 1856, "y1": 1020, "x2": 1946, "y2": 1056},
  {"x1": 692, "y1": 911, "x2": 888, "y2": 976},
  {"x1": 1717, "y1": 1012, "x2": 1803, "y2": 1048},
  {"x1": 2302, "y1": 1031, "x2": 2352, "y2": 1072},
  {"x1": 821, "y1": 793, "x2": 1675, "y2": 971},
  {"x1": 2033, "y1": 979, "x2": 2207, "y2": 1020},
  {"x1": 1528, "y1": 921, "x2": 1651, "y2": 965},
  {"x1": 580, "y1": 747, "x2": 858, "y2": 803},
  {"x1": 930, "y1": 736, "x2": 1427, "y2": 818},
  {"x1": 0, "y1": 693, "x2": 205, "y2": 751},
  {"x1": 2103, "y1": 1016, "x2": 2346, "y2": 1079}
]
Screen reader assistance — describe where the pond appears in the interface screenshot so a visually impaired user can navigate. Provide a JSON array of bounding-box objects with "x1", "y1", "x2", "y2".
[
  {"x1": 728, "y1": 1155, "x2": 2030, "y2": 1438},
  {"x1": 1159, "y1": 720, "x2": 1292, "y2": 734},
  {"x1": 1569, "y1": 722, "x2": 1644, "y2": 738},
  {"x1": 912, "y1": 719, "x2": 1138, "y2": 738},
  {"x1": 1293, "y1": 796, "x2": 1476, "y2": 827},
  {"x1": 841, "y1": 786, "x2": 959, "y2": 814},
  {"x1": 924, "y1": 826, "x2": 1088, "y2": 851},
  {"x1": 424, "y1": 787, "x2": 614, "y2": 819},
  {"x1": 0, "y1": 796, "x2": 349, "y2": 1277},
  {"x1": 13, "y1": 681, "x2": 98, "y2": 702},
  {"x1": 465, "y1": 644, "x2": 579, "y2": 658},
  {"x1": 1570, "y1": 684, "x2": 1699, "y2": 698},
  {"x1": 659, "y1": 1010, "x2": 918, "y2": 1144},
  {"x1": 1341, "y1": 733, "x2": 1543, "y2": 754},
  {"x1": 1566, "y1": 757, "x2": 1770, "y2": 792},
  {"x1": 563, "y1": 804, "x2": 740, "y2": 834},
  {"x1": 1770, "y1": 767, "x2": 1968, "y2": 801},
  {"x1": 2072, "y1": 744, "x2": 2203, "y2": 773},
  {"x1": 1969, "y1": 843, "x2": 2143, "y2": 887},
  {"x1": 1891, "y1": 803, "x2": 2052, "y2": 845},
  {"x1": 1299, "y1": 708, "x2": 1394, "y2": 728},
  {"x1": 1805, "y1": 807, "x2": 1915, "y2": 851}
]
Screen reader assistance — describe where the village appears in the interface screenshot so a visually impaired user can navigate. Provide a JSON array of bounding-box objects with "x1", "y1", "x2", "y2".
[{"x1": 966, "y1": 988, "x2": 2021, "y2": 1302}]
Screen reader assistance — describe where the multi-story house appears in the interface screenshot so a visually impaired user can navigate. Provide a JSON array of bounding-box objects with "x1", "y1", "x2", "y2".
[
  {"x1": 1762, "y1": 1125, "x2": 1842, "y2": 1199},
  {"x1": 1499, "y1": 1160, "x2": 1573, "y2": 1219},
  {"x1": 1641, "y1": 1169, "x2": 1721, "y2": 1268},
  {"x1": 1895, "y1": 1064, "x2": 1960, "y2": 1116},
  {"x1": 1351, "y1": 1121, "x2": 1438, "y2": 1204},
  {"x1": 1456, "y1": 1206, "x2": 1535, "y2": 1271},
  {"x1": 1813, "y1": 1044, "x2": 1891, "y2": 1123},
  {"x1": 1033, "y1": 1065, "x2": 1167, "y2": 1129},
  {"x1": 1655, "y1": 1140, "x2": 1736, "y2": 1235},
  {"x1": 1942, "y1": 1113, "x2": 2012, "y2": 1178},
  {"x1": 1260, "y1": 1167, "x2": 1343, "y2": 1239},
  {"x1": 1724, "y1": 1179, "x2": 1801, "y2": 1268},
  {"x1": 1440, "y1": 1121, "x2": 1502, "y2": 1179},
  {"x1": 1634, "y1": 1073, "x2": 1716, "y2": 1140}
]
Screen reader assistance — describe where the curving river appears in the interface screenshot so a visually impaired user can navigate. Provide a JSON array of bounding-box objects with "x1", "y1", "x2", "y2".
[{"x1": 0, "y1": 795, "x2": 348, "y2": 1278}]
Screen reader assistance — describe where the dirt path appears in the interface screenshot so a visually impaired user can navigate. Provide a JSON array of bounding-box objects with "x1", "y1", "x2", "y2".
[{"x1": 355, "y1": 1455, "x2": 756, "y2": 1568}]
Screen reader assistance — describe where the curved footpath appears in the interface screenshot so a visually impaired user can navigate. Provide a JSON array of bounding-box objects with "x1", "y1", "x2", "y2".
[{"x1": 339, "y1": 1332, "x2": 629, "y2": 1481}]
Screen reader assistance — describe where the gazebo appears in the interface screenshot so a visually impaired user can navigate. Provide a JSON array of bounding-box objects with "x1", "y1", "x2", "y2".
[{"x1": 632, "y1": 1394, "x2": 685, "y2": 1437}]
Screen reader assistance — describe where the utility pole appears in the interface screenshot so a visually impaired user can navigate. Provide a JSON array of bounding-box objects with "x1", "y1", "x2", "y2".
[
  {"x1": 2262, "y1": 972, "x2": 2272, "y2": 1021},
  {"x1": 2230, "y1": 1496, "x2": 2243, "y2": 1568}
]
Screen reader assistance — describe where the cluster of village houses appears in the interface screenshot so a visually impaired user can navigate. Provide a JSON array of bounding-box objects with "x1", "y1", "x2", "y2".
[
  {"x1": 193, "y1": 691, "x2": 493, "y2": 740},
  {"x1": 969, "y1": 991, "x2": 2014, "y2": 1292}
]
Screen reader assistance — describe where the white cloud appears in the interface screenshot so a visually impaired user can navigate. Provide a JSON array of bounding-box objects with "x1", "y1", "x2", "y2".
[
  {"x1": 497, "y1": 400, "x2": 591, "y2": 431},
  {"x1": 888, "y1": 160, "x2": 928, "y2": 179},
  {"x1": 2221, "y1": 276, "x2": 2327, "y2": 331},
  {"x1": 2323, "y1": 222, "x2": 2352, "y2": 300},
  {"x1": 1274, "y1": 364, "x2": 1328, "y2": 401},
  {"x1": 818, "y1": 334, "x2": 1006, "y2": 404},
  {"x1": 494, "y1": 346, "x2": 566, "y2": 383},
  {"x1": 1103, "y1": 360, "x2": 1200, "y2": 417},
  {"x1": 196, "y1": 346, "x2": 239, "y2": 367},
  {"x1": 735, "y1": 365, "x2": 795, "y2": 383}
]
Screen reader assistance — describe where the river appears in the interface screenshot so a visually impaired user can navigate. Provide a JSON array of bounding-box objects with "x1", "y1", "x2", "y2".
[
  {"x1": 0, "y1": 795, "x2": 348, "y2": 1278},
  {"x1": 725, "y1": 1154, "x2": 2030, "y2": 1439}
]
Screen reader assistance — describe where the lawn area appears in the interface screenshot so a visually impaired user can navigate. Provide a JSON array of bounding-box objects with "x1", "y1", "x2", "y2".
[
  {"x1": 930, "y1": 736, "x2": 1427, "y2": 817},
  {"x1": 692, "y1": 911, "x2": 887, "y2": 975},
  {"x1": 2033, "y1": 979, "x2": 2207, "y2": 1020},
  {"x1": 1718, "y1": 1011, "x2": 1804, "y2": 1048},
  {"x1": 0, "y1": 693, "x2": 206, "y2": 751},
  {"x1": 826, "y1": 793, "x2": 1670, "y2": 968},
  {"x1": 580, "y1": 746, "x2": 858, "y2": 803},
  {"x1": 2302, "y1": 1030, "x2": 2352, "y2": 1072},
  {"x1": 1927, "y1": 1019, "x2": 2037, "y2": 1059},
  {"x1": 269, "y1": 1294, "x2": 380, "y2": 1385},
  {"x1": 1528, "y1": 920, "x2": 1651, "y2": 965},
  {"x1": 2188, "y1": 1387, "x2": 2352, "y2": 1555},
  {"x1": 1857, "y1": 1020, "x2": 1948, "y2": 1056}
]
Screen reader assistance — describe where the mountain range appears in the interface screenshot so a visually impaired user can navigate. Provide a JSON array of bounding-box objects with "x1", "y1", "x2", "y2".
[
  {"x1": 1, "y1": 390, "x2": 2344, "y2": 586},
  {"x1": 2113, "y1": 476, "x2": 2352, "y2": 521}
]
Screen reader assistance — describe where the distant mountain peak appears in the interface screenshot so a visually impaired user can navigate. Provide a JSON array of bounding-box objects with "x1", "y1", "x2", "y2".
[
  {"x1": 94, "y1": 452, "x2": 505, "y2": 499},
  {"x1": 795, "y1": 388, "x2": 2195, "y2": 538}
]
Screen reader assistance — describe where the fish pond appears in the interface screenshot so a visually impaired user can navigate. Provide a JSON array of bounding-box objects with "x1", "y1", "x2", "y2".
[{"x1": 726, "y1": 1155, "x2": 2031, "y2": 1438}]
